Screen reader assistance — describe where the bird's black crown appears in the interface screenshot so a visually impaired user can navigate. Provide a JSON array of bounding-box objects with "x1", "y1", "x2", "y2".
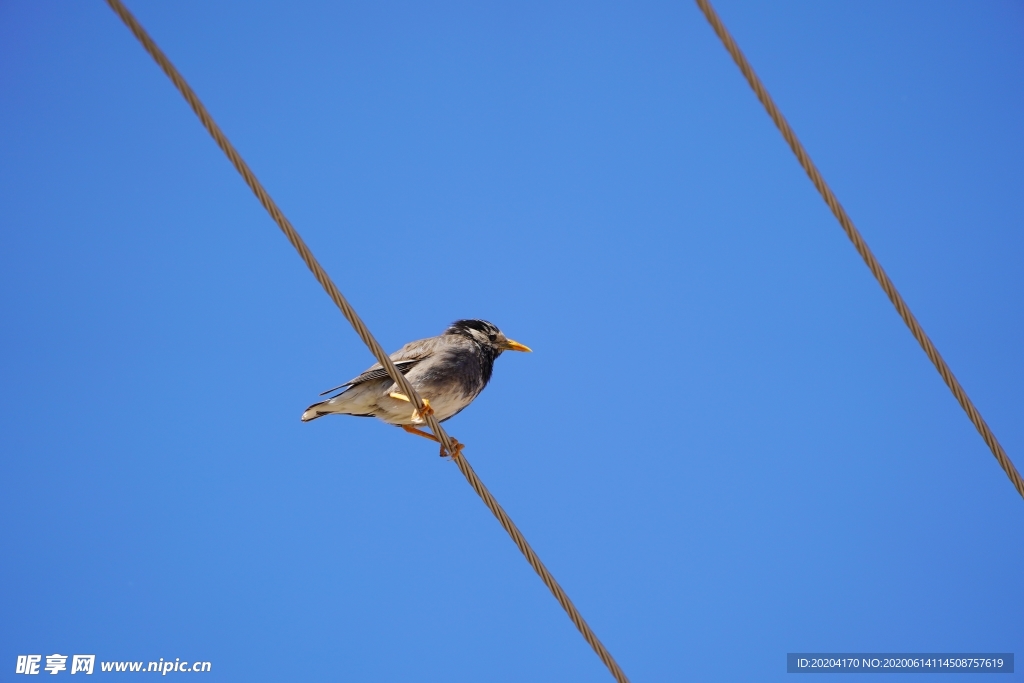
[{"x1": 445, "y1": 319, "x2": 502, "y2": 342}]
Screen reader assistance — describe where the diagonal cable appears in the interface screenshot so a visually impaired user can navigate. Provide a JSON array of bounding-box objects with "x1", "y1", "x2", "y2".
[
  {"x1": 104, "y1": 1, "x2": 631, "y2": 680},
  {"x1": 694, "y1": 0, "x2": 1023, "y2": 501}
]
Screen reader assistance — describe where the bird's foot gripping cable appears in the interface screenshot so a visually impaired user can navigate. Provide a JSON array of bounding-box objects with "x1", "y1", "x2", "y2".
[
  {"x1": 441, "y1": 438, "x2": 464, "y2": 460},
  {"x1": 413, "y1": 398, "x2": 434, "y2": 422}
]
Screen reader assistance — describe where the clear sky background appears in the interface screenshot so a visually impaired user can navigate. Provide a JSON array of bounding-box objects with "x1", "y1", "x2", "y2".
[{"x1": 2, "y1": 1, "x2": 1022, "y2": 681}]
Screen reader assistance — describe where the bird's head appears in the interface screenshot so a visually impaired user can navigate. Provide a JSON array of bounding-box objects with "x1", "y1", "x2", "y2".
[{"x1": 444, "y1": 319, "x2": 532, "y2": 355}]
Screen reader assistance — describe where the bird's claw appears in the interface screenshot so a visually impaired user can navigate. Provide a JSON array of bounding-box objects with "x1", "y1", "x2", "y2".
[
  {"x1": 390, "y1": 392, "x2": 434, "y2": 423},
  {"x1": 441, "y1": 438, "x2": 464, "y2": 459},
  {"x1": 413, "y1": 398, "x2": 434, "y2": 422}
]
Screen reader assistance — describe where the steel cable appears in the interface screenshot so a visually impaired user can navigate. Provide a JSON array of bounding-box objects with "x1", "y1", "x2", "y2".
[
  {"x1": 104, "y1": 1, "x2": 631, "y2": 680},
  {"x1": 694, "y1": 0, "x2": 1023, "y2": 501}
]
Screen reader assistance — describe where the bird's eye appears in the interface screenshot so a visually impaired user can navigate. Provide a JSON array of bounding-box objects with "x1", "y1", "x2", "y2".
[{"x1": 488, "y1": 333, "x2": 497, "y2": 341}]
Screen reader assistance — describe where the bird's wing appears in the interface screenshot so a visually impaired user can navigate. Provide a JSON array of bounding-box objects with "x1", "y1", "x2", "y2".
[
  {"x1": 318, "y1": 337, "x2": 441, "y2": 396},
  {"x1": 318, "y1": 359, "x2": 422, "y2": 396}
]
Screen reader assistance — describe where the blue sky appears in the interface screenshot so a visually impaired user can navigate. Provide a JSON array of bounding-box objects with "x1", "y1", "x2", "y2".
[{"x1": 2, "y1": 1, "x2": 1022, "y2": 681}]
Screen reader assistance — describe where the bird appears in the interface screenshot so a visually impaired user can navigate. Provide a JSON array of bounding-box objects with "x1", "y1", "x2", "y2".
[{"x1": 301, "y1": 319, "x2": 531, "y2": 457}]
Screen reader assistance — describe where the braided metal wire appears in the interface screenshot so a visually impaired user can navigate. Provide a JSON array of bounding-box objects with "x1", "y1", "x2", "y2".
[
  {"x1": 105, "y1": 1, "x2": 631, "y2": 680},
  {"x1": 694, "y1": 0, "x2": 1023, "y2": 501}
]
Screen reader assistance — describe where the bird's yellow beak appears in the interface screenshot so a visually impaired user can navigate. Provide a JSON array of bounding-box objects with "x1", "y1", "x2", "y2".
[{"x1": 502, "y1": 339, "x2": 532, "y2": 353}]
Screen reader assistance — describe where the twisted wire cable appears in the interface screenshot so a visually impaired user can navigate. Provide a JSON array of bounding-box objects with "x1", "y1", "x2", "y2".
[
  {"x1": 694, "y1": 0, "x2": 1023, "y2": 501},
  {"x1": 104, "y1": 1, "x2": 631, "y2": 680}
]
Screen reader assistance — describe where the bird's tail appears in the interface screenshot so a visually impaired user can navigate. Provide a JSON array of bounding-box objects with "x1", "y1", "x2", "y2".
[{"x1": 301, "y1": 401, "x2": 328, "y2": 422}]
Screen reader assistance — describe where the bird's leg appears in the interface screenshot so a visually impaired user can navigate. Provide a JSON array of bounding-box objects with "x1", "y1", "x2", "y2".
[
  {"x1": 388, "y1": 392, "x2": 434, "y2": 422},
  {"x1": 399, "y1": 425, "x2": 464, "y2": 459},
  {"x1": 401, "y1": 424, "x2": 439, "y2": 442}
]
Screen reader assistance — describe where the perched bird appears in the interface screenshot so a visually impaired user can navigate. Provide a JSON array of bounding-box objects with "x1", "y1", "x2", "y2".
[{"x1": 301, "y1": 319, "x2": 531, "y2": 456}]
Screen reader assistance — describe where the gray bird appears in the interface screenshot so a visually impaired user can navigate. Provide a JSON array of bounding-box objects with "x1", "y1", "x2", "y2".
[{"x1": 301, "y1": 319, "x2": 531, "y2": 455}]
